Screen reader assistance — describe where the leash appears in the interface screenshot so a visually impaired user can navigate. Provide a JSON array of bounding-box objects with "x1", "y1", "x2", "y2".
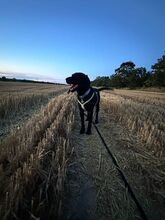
[{"x1": 92, "y1": 121, "x2": 149, "y2": 220}]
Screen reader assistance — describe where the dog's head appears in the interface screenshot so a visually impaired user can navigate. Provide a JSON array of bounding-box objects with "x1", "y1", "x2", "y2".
[{"x1": 66, "y1": 72, "x2": 90, "y2": 94}]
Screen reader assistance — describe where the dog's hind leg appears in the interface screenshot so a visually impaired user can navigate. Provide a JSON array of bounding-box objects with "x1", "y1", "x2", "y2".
[
  {"x1": 79, "y1": 105, "x2": 85, "y2": 134},
  {"x1": 86, "y1": 110, "x2": 93, "y2": 135}
]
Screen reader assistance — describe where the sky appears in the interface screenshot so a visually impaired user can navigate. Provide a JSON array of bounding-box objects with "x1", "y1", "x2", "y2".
[{"x1": 0, "y1": 0, "x2": 165, "y2": 83}]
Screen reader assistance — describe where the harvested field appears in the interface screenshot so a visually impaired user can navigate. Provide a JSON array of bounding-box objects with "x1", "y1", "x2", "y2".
[
  {"x1": 101, "y1": 89, "x2": 165, "y2": 156},
  {"x1": 0, "y1": 85, "x2": 165, "y2": 220},
  {"x1": 0, "y1": 81, "x2": 68, "y2": 138},
  {"x1": 0, "y1": 82, "x2": 76, "y2": 219}
]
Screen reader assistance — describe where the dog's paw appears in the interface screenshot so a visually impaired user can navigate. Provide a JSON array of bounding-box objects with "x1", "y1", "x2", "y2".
[{"x1": 80, "y1": 128, "x2": 85, "y2": 134}]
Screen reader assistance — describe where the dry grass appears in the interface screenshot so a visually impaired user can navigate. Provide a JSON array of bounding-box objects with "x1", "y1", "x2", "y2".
[
  {"x1": 0, "y1": 92, "x2": 76, "y2": 220},
  {"x1": 0, "y1": 81, "x2": 68, "y2": 120},
  {"x1": 101, "y1": 89, "x2": 165, "y2": 157},
  {"x1": 100, "y1": 89, "x2": 165, "y2": 218},
  {"x1": 113, "y1": 89, "x2": 165, "y2": 108},
  {"x1": 0, "y1": 81, "x2": 68, "y2": 140}
]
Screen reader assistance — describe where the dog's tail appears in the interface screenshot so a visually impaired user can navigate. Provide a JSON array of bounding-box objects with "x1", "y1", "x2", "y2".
[{"x1": 98, "y1": 87, "x2": 113, "y2": 91}]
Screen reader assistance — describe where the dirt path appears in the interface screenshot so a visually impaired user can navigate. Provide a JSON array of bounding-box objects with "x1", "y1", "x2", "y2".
[{"x1": 63, "y1": 107, "x2": 165, "y2": 220}]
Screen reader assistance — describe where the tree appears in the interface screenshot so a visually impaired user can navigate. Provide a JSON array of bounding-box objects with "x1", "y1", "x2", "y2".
[
  {"x1": 128, "y1": 67, "x2": 149, "y2": 88},
  {"x1": 113, "y1": 61, "x2": 136, "y2": 87},
  {"x1": 115, "y1": 61, "x2": 135, "y2": 75},
  {"x1": 1, "y1": 76, "x2": 7, "y2": 81},
  {"x1": 91, "y1": 76, "x2": 110, "y2": 87},
  {"x1": 92, "y1": 54, "x2": 165, "y2": 89},
  {"x1": 110, "y1": 74, "x2": 123, "y2": 88},
  {"x1": 151, "y1": 54, "x2": 165, "y2": 86}
]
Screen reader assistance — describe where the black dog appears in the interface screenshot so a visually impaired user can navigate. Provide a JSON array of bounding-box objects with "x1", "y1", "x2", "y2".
[{"x1": 66, "y1": 72, "x2": 106, "y2": 135}]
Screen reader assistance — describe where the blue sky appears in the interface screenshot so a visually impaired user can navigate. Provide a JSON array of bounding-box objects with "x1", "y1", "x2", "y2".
[{"x1": 0, "y1": 0, "x2": 165, "y2": 83}]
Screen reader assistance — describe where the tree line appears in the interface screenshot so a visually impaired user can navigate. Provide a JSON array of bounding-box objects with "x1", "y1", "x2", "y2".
[
  {"x1": 92, "y1": 53, "x2": 165, "y2": 88},
  {"x1": 0, "y1": 76, "x2": 63, "y2": 85}
]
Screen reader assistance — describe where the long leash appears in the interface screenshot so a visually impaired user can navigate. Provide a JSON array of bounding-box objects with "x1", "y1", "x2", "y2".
[{"x1": 92, "y1": 122, "x2": 149, "y2": 220}]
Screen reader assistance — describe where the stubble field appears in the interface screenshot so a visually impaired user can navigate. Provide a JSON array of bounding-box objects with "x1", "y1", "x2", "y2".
[{"x1": 0, "y1": 81, "x2": 165, "y2": 220}]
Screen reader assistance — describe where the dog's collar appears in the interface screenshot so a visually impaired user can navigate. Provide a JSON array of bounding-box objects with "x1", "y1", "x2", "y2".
[{"x1": 79, "y1": 88, "x2": 91, "y2": 99}]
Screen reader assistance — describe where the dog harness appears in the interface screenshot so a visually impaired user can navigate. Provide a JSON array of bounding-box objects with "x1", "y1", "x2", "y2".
[{"x1": 77, "y1": 89, "x2": 97, "y2": 110}]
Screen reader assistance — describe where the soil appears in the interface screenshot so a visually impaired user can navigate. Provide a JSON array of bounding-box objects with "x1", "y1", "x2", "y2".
[{"x1": 63, "y1": 107, "x2": 165, "y2": 220}]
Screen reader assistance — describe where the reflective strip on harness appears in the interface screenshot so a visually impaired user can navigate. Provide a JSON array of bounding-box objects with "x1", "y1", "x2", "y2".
[{"x1": 77, "y1": 92, "x2": 95, "y2": 110}]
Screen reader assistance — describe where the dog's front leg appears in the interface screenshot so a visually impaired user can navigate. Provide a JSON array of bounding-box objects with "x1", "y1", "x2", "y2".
[
  {"x1": 79, "y1": 105, "x2": 85, "y2": 134},
  {"x1": 86, "y1": 110, "x2": 93, "y2": 135}
]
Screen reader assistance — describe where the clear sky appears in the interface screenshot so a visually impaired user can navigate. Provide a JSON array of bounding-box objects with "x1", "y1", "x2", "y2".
[{"x1": 0, "y1": 0, "x2": 165, "y2": 83}]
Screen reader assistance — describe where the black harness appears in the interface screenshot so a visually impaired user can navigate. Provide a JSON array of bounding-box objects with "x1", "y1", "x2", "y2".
[{"x1": 77, "y1": 88, "x2": 99, "y2": 111}]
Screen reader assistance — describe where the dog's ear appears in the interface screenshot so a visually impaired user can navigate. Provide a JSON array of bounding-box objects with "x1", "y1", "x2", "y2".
[{"x1": 84, "y1": 74, "x2": 90, "y2": 85}]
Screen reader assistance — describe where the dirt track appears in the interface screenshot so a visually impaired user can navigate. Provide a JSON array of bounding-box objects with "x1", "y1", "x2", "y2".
[{"x1": 63, "y1": 107, "x2": 165, "y2": 220}]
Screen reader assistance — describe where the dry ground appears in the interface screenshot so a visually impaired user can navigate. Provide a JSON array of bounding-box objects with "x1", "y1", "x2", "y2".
[{"x1": 63, "y1": 101, "x2": 165, "y2": 220}]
